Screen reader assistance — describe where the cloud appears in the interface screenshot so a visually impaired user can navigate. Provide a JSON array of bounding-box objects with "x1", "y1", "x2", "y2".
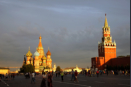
[{"x1": 0, "y1": 0, "x2": 130, "y2": 71}]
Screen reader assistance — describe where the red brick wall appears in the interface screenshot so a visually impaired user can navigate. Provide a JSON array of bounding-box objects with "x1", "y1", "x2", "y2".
[
  {"x1": 91, "y1": 57, "x2": 130, "y2": 70},
  {"x1": 106, "y1": 57, "x2": 130, "y2": 66}
]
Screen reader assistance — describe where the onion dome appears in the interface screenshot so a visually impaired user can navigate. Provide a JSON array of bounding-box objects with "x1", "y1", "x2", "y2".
[
  {"x1": 46, "y1": 47, "x2": 51, "y2": 55},
  {"x1": 42, "y1": 56, "x2": 46, "y2": 60},
  {"x1": 39, "y1": 34, "x2": 42, "y2": 39},
  {"x1": 26, "y1": 47, "x2": 32, "y2": 57},
  {"x1": 34, "y1": 48, "x2": 39, "y2": 56}
]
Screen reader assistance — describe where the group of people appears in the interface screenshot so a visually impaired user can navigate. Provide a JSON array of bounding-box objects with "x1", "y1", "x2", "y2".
[
  {"x1": 0, "y1": 73, "x2": 15, "y2": 81},
  {"x1": 70, "y1": 69, "x2": 79, "y2": 83},
  {"x1": 31, "y1": 70, "x2": 79, "y2": 87},
  {"x1": 40, "y1": 72, "x2": 53, "y2": 87},
  {"x1": 55, "y1": 69, "x2": 79, "y2": 83},
  {"x1": 29, "y1": 71, "x2": 53, "y2": 87},
  {"x1": 83, "y1": 69, "x2": 130, "y2": 77}
]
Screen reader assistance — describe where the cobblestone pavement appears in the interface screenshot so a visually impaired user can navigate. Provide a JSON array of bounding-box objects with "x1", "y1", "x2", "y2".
[{"x1": 0, "y1": 74, "x2": 130, "y2": 87}]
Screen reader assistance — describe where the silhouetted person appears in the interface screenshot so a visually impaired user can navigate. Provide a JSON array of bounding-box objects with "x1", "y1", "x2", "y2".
[
  {"x1": 96, "y1": 70, "x2": 99, "y2": 77},
  {"x1": 107, "y1": 70, "x2": 108, "y2": 76},
  {"x1": 31, "y1": 72, "x2": 35, "y2": 84},
  {"x1": 41, "y1": 72, "x2": 46, "y2": 87},
  {"x1": 71, "y1": 69, "x2": 75, "y2": 81},
  {"x1": 74, "y1": 70, "x2": 79, "y2": 83},
  {"x1": 61, "y1": 71, "x2": 64, "y2": 82},
  {"x1": 56, "y1": 71, "x2": 57, "y2": 77},
  {"x1": 47, "y1": 72, "x2": 53, "y2": 87}
]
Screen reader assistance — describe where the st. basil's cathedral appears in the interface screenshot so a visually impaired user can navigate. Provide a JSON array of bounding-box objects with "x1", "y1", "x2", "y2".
[{"x1": 23, "y1": 35, "x2": 52, "y2": 73}]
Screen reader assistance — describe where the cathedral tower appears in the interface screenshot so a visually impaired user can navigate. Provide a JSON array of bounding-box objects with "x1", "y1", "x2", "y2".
[
  {"x1": 46, "y1": 47, "x2": 52, "y2": 68},
  {"x1": 98, "y1": 14, "x2": 116, "y2": 63},
  {"x1": 23, "y1": 55, "x2": 26, "y2": 65},
  {"x1": 34, "y1": 48, "x2": 40, "y2": 72},
  {"x1": 37, "y1": 35, "x2": 45, "y2": 65},
  {"x1": 26, "y1": 47, "x2": 32, "y2": 65}
]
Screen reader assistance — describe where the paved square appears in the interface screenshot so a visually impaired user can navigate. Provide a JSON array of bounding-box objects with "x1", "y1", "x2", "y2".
[{"x1": 0, "y1": 74, "x2": 130, "y2": 87}]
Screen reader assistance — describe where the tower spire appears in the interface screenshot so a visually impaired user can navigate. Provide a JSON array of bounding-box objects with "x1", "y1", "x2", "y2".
[
  {"x1": 38, "y1": 35, "x2": 43, "y2": 47},
  {"x1": 29, "y1": 46, "x2": 30, "y2": 51},
  {"x1": 48, "y1": 47, "x2": 49, "y2": 50},
  {"x1": 104, "y1": 13, "x2": 108, "y2": 27}
]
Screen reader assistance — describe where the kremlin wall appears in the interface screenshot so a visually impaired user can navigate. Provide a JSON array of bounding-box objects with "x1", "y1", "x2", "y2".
[{"x1": 91, "y1": 14, "x2": 130, "y2": 70}]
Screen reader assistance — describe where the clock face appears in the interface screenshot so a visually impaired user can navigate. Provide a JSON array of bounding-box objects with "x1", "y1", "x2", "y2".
[{"x1": 107, "y1": 37, "x2": 110, "y2": 41}]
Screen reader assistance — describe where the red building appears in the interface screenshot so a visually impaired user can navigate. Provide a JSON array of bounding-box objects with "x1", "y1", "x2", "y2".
[{"x1": 91, "y1": 14, "x2": 130, "y2": 70}]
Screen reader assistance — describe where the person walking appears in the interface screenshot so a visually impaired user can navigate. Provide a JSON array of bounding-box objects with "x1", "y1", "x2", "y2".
[
  {"x1": 85, "y1": 70, "x2": 87, "y2": 77},
  {"x1": 56, "y1": 71, "x2": 57, "y2": 77},
  {"x1": 96, "y1": 70, "x2": 99, "y2": 77},
  {"x1": 107, "y1": 70, "x2": 108, "y2": 76},
  {"x1": 74, "y1": 70, "x2": 79, "y2": 83},
  {"x1": 61, "y1": 71, "x2": 64, "y2": 82},
  {"x1": 71, "y1": 69, "x2": 75, "y2": 81},
  {"x1": 31, "y1": 72, "x2": 35, "y2": 84},
  {"x1": 47, "y1": 72, "x2": 53, "y2": 87},
  {"x1": 41, "y1": 72, "x2": 47, "y2": 87},
  {"x1": 5, "y1": 73, "x2": 8, "y2": 80}
]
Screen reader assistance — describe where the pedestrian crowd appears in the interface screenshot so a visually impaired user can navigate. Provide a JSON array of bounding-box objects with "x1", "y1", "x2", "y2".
[
  {"x1": 0, "y1": 73, "x2": 15, "y2": 81},
  {"x1": 81, "y1": 69, "x2": 130, "y2": 77}
]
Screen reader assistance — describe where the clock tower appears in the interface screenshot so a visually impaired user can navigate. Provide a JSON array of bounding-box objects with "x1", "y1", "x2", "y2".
[{"x1": 98, "y1": 14, "x2": 116, "y2": 63}]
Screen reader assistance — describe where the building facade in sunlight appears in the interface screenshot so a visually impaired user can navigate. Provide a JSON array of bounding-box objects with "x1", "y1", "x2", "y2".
[
  {"x1": 23, "y1": 35, "x2": 52, "y2": 73},
  {"x1": 0, "y1": 67, "x2": 10, "y2": 75},
  {"x1": 63, "y1": 65, "x2": 85, "y2": 73},
  {"x1": 91, "y1": 14, "x2": 117, "y2": 70}
]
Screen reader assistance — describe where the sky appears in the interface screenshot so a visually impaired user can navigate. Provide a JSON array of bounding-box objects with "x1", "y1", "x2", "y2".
[{"x1": 0, "y1": 0, "x2": 130, "y2": 71}]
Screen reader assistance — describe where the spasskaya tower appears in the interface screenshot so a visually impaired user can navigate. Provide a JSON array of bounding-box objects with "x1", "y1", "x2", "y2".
[{"x1": 98, "y1": 14, "x2": 116, "y2": 63}]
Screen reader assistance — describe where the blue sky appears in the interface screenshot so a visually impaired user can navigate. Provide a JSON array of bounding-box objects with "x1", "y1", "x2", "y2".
[{"x1": 0, "y1": 0, "x2": 130, "y2": 71}]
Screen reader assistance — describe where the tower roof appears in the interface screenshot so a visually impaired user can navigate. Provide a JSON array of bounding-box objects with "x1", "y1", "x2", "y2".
[
  {"x1": 42, "y1": 56, "x2": 46, "y2": 60},
  {"x1": 34, "y1": 48, "x2": 39, "y2": 56},
  {"x1": 39, "y1": 34, "x2": 42, "y2": 39},
  {"x1": 104, "y1": 14, "x2": 108, "y2": 27},
  {"x1": 26, "y1": 46, "x2": 32, "y2": 57},
  {"x1": 38, "y1": 34, "x2": 43, "y2": 47},
  {"x1": 46, "y1": 47, "x2": 51, "y2": 55}
]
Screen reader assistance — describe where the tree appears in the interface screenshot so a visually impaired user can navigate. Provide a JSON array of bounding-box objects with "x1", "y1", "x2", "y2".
[
  {"x1": 20, "y1": 64, "x2": 34, "y2": 73},
  {"x1": 45, "y1": 66, "x2": 50, "y2": 69},
  {"x1": 117, "y1": 56, "x2": 125, "y2": 58},
  {"x1": 56, "y1": 66, "x2": 61, "y2": 72},
  {"x1": 126, "y1": 55, "x2": 130, "y2": 57}
]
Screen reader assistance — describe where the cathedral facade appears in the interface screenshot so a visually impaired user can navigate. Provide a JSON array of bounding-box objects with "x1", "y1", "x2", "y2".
[
  {"x1": 91, "y1": 14, "x2": 116, "y2": 70},
  {"x1": 23, "y1": 35, "x2": 52, "y2": 73}
]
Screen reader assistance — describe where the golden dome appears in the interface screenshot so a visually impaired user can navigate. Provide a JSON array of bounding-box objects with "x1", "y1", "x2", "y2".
[
  {"x1": 26, "y1": 47, "x2": 32, "y2": 57},
  {"x1": 42, "y1": 56, "x2": 46, "y2": 60},
  {"x1": 39, "y1": 34, "x2": 42, "y2": 39}
]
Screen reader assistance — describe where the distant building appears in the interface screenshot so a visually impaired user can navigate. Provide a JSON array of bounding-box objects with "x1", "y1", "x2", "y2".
[
  {"x1": 0, "y1": 67, "x2": 10, "y2": 75},
  {"x1": 63, "y1": 65, "x2": 85, "y2": 73},
  {"x1": 91, "y1": 14, "x2": 130, "y2": 70},
  {"x1": 23, "y1": 35, "x2": 52, "y2": 73}
]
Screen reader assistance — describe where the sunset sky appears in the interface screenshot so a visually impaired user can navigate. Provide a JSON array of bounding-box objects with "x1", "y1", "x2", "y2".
[{"x1": 0, "y1": 0, "x2": 130, "y2": 71}]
